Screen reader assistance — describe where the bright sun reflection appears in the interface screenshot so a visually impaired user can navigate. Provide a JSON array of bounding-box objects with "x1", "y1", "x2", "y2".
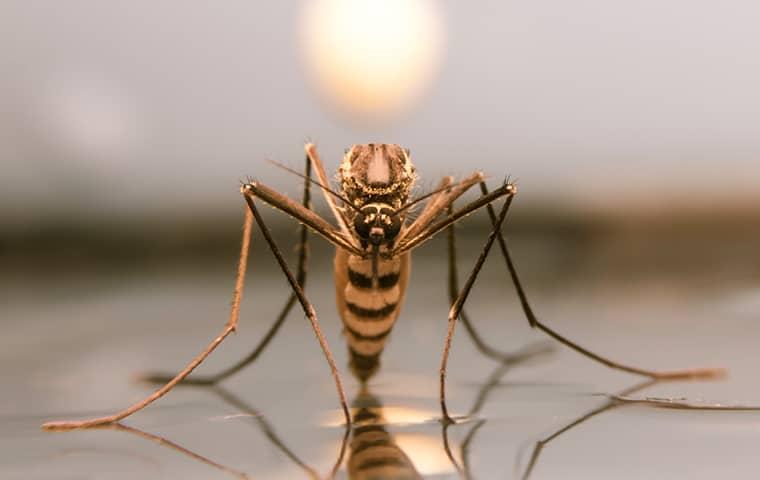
[
  {"x1": 395, "y1": 433, "x2": 459, "y2": 475},
  {"x1": 322, "y1": 404, "x2": 458, "y2": 476},
  {"x1": 322, "y1": 404, "x2": 438, "y2": 427},
  {"x1": 300, "y1": 0, "x2": 445, "y2": 121}
]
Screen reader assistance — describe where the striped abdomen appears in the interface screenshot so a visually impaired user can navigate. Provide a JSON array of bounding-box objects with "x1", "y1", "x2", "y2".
[
  {"x1": 334, "y1": 248, "x2": 410, "y2": 382},
  {"x1": 348, "y1": 390, "x2": 420, "y2": 480}
]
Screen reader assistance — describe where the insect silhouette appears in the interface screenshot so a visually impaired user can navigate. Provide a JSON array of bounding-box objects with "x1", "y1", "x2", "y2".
[{"x1": 43, "y1": 143, "x2": 725, "y2": 431}]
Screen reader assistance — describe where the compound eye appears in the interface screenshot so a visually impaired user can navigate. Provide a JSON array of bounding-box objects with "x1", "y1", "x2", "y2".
[
  {"x1": 387, "y1": 217, "x2": 401, "y2": 239},
  {"x1": 354, "y1": 213, "x2": 371, "y2": 239},
  {"x1": 380, "y1": 208, "x2": 401, "y2": 240},
  {"x1": 354, "y1": 207, "x2": 378, "y2": 239}
]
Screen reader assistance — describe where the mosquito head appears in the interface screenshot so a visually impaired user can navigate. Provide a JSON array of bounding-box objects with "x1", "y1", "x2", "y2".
[{"x1": 353, "y1": 203, "x2": 402, "y2": 246}]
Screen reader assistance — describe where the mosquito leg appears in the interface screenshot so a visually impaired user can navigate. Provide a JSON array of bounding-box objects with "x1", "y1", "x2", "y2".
[
  {"x1": 142, "y1": 157, "x2": 314, "y2": 386},
  {"x1": 42, "y1": 205, "x2": 256, "y2": 431},
  {"x1": 242, "y1": 192, "x2": 351, "y2": 426},
  {"x1": 477, "y1": 182, "x2": 726, "y2": 380},
  {"x1": 305, "y1": 143, "x2": 351, "y2": 235},
  {"x1": 248, "y1": 180, "x2": 360, "y2": 255},
  {"x1": 446, "y1": 204, "x2": 553, "y2": 363},
  {"x1": 394, "y1": 181, "x2": 515, "y2": 256},
  {"x1": 439, "y1": 185, "x2": 516, "y2": 423}
]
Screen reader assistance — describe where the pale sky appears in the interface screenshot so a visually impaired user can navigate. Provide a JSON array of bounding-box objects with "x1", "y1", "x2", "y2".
[{"x1": 2, "y1": 1, "x2": 759, "y2": 225}]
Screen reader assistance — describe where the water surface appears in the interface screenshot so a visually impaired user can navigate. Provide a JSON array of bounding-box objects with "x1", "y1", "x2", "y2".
[{"x1": 3, "y1": 237, "x2": 760, "y2": 479}]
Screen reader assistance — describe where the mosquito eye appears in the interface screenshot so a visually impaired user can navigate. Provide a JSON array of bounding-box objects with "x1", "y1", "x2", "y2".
[
  {"x1": 385, "y1": 215, "x2": 401, "y2": 240},
  {"x1": 354, "y1": 214, "x2": 372, "y2": 239},
  {"x1": 355, "y1": 208, "x2": 379, "y2": 239}
]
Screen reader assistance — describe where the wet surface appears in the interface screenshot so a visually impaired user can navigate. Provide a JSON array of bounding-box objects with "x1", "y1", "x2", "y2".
[{"x1": 3, "y1": 237, "x2": 760, "y2": 479}]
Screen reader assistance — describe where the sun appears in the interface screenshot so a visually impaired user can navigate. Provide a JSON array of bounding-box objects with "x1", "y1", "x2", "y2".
[{"x1": 300, "y1": 0, "x2": 445, "y2": 121}]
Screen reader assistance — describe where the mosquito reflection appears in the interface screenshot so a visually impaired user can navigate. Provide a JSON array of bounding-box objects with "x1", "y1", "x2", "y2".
[
  {"x1": 101, "y1": 344, "x2": 758, "y2": 479},
  {"x1": 98, "y1": 381, "x2": 349, "y2": 480},
  {"x1": 440, "y1": 341, "x2": 555, "y2": 479},
  {"x1": 516, "y1": 379, "x2": 760, "y2": 480},
  {"x1": 97, "y1": 422, "x2": 250, "y2": 479},
  {"x1": 111, "y1": 382, "x2": 440, "y2": 479},
  {"x1": 347, "y1": 387, "x2": 423, "y2": 479},
  {"x1": 97, "y1": 337, "x2": 553, "y2": 479},
  {"x1": 516, "y1": 379, "x2": 656, "y2": 480},
  {"x1": 210, "y1": 385, "x2": 348, "y2": 480}
]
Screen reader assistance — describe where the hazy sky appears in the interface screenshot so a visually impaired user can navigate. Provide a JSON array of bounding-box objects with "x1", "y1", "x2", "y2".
[{"x1": 2, "y1": 1, "x2": 759, "y2": 224}]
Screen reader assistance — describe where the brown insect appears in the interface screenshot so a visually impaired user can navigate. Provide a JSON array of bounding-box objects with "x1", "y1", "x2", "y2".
[{"x1": 43, "y1": 143, "x2": 723, "y2": 432}]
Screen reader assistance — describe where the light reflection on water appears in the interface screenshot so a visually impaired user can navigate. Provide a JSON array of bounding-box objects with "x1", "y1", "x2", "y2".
[{"x1": 3, "y1": 247, "x2": 760, "y2": 479}]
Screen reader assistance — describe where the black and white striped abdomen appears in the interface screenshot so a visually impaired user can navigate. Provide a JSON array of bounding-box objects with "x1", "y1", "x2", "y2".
[
  {"x1": 334, "y1": 249, "x2": 410, "y2": 382},
  {"x1": 348, "y1": 390, "x2": 421, "y2": 480}
]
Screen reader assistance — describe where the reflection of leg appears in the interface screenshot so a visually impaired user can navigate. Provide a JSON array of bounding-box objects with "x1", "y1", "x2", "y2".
[
  {"x1": 447, "y1": 203, "x2": 552, "y2": 363},
  {"x1": 211, "y1": 386, "x2": 321, "y2": 480},
  {"x1": 42, "y1": 207, "x2": 256, "y2": 431},
  {"x1": 520, "y1": 379, "x2": 656, "y2": 480},
  {"x1": 175, "y1": 384, "x2": 350, "y2": 480},
  {"x1": 143, "y1": 157, "x2": 314, "y2": 386},
  {"x1": 243, "y1": 193, "x2": 351, "y2": 426},
  {"x1": 105, "y1": 422, "x2": 250, "y2": 479},
  {"x1": 442, "y1": 340, "x2": 550, "y2": 478},
  {"x1": 478, "y1": 182, "x2": 725, "y2": 380},
  {"x1": 439, "y1": 186, "x2": 517, "y2": 422}
]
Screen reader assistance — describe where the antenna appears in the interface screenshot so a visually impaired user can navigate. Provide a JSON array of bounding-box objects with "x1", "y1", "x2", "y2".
[{"x1": 267, "y1": 160, "x2": 362, "y2": 213}]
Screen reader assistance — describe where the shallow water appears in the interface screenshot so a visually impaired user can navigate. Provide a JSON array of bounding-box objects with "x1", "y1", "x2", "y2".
[{"x1": 3, "y1": 240, "x2": 760, "y2": 479}]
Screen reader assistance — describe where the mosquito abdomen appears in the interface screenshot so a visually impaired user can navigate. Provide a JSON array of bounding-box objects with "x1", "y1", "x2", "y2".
[{"x1": 334, "y1": 249, "x2": 410, "y2": 382}]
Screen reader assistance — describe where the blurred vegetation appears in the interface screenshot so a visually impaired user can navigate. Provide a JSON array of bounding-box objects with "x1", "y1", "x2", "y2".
[{"x1": 3, "y1": 206, "x2": 758, "y2": 294}]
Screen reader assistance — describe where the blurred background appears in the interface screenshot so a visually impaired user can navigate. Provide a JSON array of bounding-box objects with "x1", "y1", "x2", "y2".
[
  {"x1": 2, "y1": 1, "x2": 759, "y2": 261},
  {"x1": 3, "y1": 1, "x2": 760, "y2": 479}
]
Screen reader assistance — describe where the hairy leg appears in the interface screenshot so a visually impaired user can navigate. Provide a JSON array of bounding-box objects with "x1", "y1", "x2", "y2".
[
  {"x1": 242, "y1": 191, "x2": 351, "y2": 426},
  {"x1": 478, "y1": 181, "x2": 725, "y2": 380},
  {"x1": 439, "y1": 183, "x2": 517, "y2": 422},
  {"x1": 143, "y1": 156, "x2": 315, "y2": 386},
  {"x1": 446, "y1": 204, "x2": 553, "y2": 363},
  {"x1": 42, "y1": 205, "x2": 255, "y2": 430}
]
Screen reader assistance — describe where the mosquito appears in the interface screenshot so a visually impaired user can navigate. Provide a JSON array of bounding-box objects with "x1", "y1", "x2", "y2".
[{"x1": 43, "y1": 143, "x2": 725, "y2": 431}]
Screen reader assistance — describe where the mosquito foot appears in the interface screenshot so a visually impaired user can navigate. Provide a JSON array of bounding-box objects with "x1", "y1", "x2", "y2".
[{"x1": 653, "y1": 366, "x2": 727, "y2": 380}]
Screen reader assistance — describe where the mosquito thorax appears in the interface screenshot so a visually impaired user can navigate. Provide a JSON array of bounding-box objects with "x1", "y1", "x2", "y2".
[{"x1": 340, "y1": 144, "x2": 416, "y2": 209}]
